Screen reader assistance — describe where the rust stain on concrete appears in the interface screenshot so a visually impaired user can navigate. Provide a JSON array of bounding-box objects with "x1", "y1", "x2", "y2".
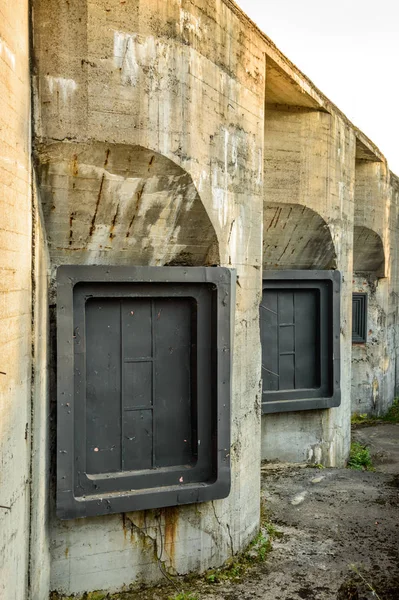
[
  {"x1": 104, "y1": 148, "x2": 110, "y2": 168},
  {"x1": 121, "y1": 513, "x2": 127, "y2": 541},
  {"x1": 125, "y1": 182, "x2": 145, "y2": 238},
  {"x1": 71, "y1": 154, "x2": 79, "y2": 176},
  {"x1": 163, "y1": 506, "x2": 179, "y2": 564},
  {"x1": 89, "y1": 174, "x2": 105, "y2": 237},
  {"x1": 69, "y1": 212, "x2": 75, "y2": 246},
  {"x1": 109, "y1": 203, "x2": 120, "y2": 240}
]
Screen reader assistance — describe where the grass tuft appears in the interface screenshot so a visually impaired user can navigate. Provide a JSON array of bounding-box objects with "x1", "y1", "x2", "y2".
[{"x1": 347, "y1": 442, "x2": 374, "y2": 471}]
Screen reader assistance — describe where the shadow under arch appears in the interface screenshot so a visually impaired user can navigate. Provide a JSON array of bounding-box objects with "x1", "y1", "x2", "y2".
[
  {"x1": 36, "y1": 142, "x2": 220, "y2": 267},
  {"x1": 263, "y1": 203, "x2": 337, "y2": 270},
  {"x1": 353, "y1": 225, "x2": 385, "y2": 277}
]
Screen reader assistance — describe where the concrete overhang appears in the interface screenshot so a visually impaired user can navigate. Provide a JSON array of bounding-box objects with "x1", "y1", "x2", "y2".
[
  {"x1": 355, "y1": 136, "x2": 384, "y2": 163},
  {"x1": 265, "y1": 56, "x2": 323, "y2": 109}
]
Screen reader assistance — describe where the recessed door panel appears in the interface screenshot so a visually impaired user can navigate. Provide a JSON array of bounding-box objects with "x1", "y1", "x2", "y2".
[{"x1": 260, "y1": 271, "x2": 341, "y2": 414}]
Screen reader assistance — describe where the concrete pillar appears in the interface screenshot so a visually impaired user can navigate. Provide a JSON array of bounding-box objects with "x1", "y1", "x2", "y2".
[
  {"x1": 261, "y1": 105, "x2": 355, "y2": 467},
  {"x1": 0, "y1": 1, "x2": 35, "y2": 598},
  {"x1": 351, "y1": 159, "x2": 393, "y2": 416},
  {"x1": 389, "y1": 175, "x2": 399, "y2": 399},
  {"x1": 32, "y1": 0, "x2": 264, "y2": 595}
]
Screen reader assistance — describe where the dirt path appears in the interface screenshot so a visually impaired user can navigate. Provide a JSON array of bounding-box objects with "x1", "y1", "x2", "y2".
[{"x1": 115, "y1": 424, "x2": 399, "y2": 600}]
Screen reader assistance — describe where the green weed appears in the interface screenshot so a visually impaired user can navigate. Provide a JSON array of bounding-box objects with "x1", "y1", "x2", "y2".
[
  {"x1": 351, "y1": 412, "x2": 374, "y2": 425},
  {"x1": 205, "y1": 558, "x2": 247, "y2": 584},
  {"x1": 381, "y1": 398, "x2": 399, "y2": 423},
  {"x1": 263, "y1": 521, "x2": 283, "y2": 541},
  {"x1": 254, "y1": 533, "x2": 272, "y2": 561},
  {"x1": 347, "y1": 442, "x2": 374, "y2": 471}
]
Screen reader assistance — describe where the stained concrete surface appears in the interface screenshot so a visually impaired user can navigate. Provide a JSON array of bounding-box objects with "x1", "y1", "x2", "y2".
[{"x1": 117, "y1": 423, "x2": 399, "y2": 600}]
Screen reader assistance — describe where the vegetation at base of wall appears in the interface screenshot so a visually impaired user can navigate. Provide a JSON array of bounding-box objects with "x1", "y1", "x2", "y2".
[
  {"x1": 203, "y1": 506, "x2": 282, "y2": 586},
  {"x1": 168, "y1": 594, "x2": 199, "y2": 600},
  {"x1": 381, "y1": 398, "x2": 399, "y2": 423},
  {"x1": 351, "y1": 412, "x2": 377, "y2": 426},
  {"x1": 204, "y1": 530, "x2": 272, "y2": 585},
  {"x1": 351, "y1": 398, "x2": 399, "y2": 426},
  {"x1": 347, "y1": 442, "x2": 374, "y2": 471}
]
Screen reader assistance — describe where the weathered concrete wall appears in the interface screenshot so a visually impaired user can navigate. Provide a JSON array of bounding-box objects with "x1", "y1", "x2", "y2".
[
  {"x1": 0, "y1": 1, "x2": 32, "y2": 598},
  {"x1": 389, "y1": 174, "x2": 399, "y2": 400},
  {"x1": 261, "y1": 106, "x2": 355, "y2": 466},
  {"x1": 351, "y1": 274, "x2": 390, "y2": 415},
  {"x1": 354, "y1": 160, "x2": 389, "y2": 261},
  {"x1": 36, "y1": 142, "x2": 220, "y2": 269},
  {"x1": 351, "y1": 158, "x2": 395, "y2": 416},
  {"x1": 263, "y1": 203, "x2": 337, "y2": 270},
  {"x1": 29, "y1": 178, "x2": 51, "y2": 600},
  {"x1": 32, "y1": 0, "x2": 264, "y2": 595}
]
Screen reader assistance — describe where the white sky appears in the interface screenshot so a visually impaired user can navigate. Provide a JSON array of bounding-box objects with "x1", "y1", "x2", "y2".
[{"x1": 236, "y1": 0, "x2": 399, "y2": 174}]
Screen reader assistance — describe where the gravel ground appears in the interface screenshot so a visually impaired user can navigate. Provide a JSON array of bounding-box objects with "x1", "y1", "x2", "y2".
[{"x1": 96, "y1": 424, "x2": 399, "y2": 600}]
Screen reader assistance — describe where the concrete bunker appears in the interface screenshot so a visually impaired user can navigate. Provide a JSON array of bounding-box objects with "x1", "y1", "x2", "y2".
[
  {"x1": 351, "y1": 225, "x2": 388, "y2": 416},
  {"x1": 3, "y1": 0, "x2": 399, "y2": 598}
]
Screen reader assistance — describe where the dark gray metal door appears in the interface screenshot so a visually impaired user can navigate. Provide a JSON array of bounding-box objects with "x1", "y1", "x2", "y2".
[
  {"x1": 57, "y1": 266, "x2": 233, "y2": 519},
  {"x1": 260, "y1": 270, "x2": 341, "y2": 414}
]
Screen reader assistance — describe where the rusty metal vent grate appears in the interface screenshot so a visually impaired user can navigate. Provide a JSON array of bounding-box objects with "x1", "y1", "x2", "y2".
[
  {"x1": 56, "y1": 266, "x2": 234, "y2": 519},
  {"x1": 352, "y1": 293, "x2": 368, "y2": 343}
]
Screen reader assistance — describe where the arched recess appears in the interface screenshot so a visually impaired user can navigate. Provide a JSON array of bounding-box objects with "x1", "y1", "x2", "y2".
[
  {"x1": 351, "y1": 225, "x2": 387, "y2": 417},
  {"x1": 353, "y1": 226, "x2": 385, "y2": 277},
  {"x1": 263, "y1": 203, "x2": 337, "y2": 270},
  {"x1": 36, "y1": 142, "x2": 220, "y2": 267}
]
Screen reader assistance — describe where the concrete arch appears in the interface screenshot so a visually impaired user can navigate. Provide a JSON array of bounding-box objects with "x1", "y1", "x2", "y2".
[
  {"x1": 263, "y1": 203, "x2": 337, "y2": 270},
  {"x1": 37, "y1": 142, "x2": 220, "y2": 267},
  {"x1": 353, "y1": 226, "x2": 385, "y2": 277}
]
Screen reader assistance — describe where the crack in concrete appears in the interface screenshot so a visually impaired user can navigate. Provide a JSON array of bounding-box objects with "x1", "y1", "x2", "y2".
[
  {"x1": 226, "y1": 523, "x2": 234, "y2": 557},
  {"x1": 212, "y1": 501, "x2": 234, "y2": 557}
]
